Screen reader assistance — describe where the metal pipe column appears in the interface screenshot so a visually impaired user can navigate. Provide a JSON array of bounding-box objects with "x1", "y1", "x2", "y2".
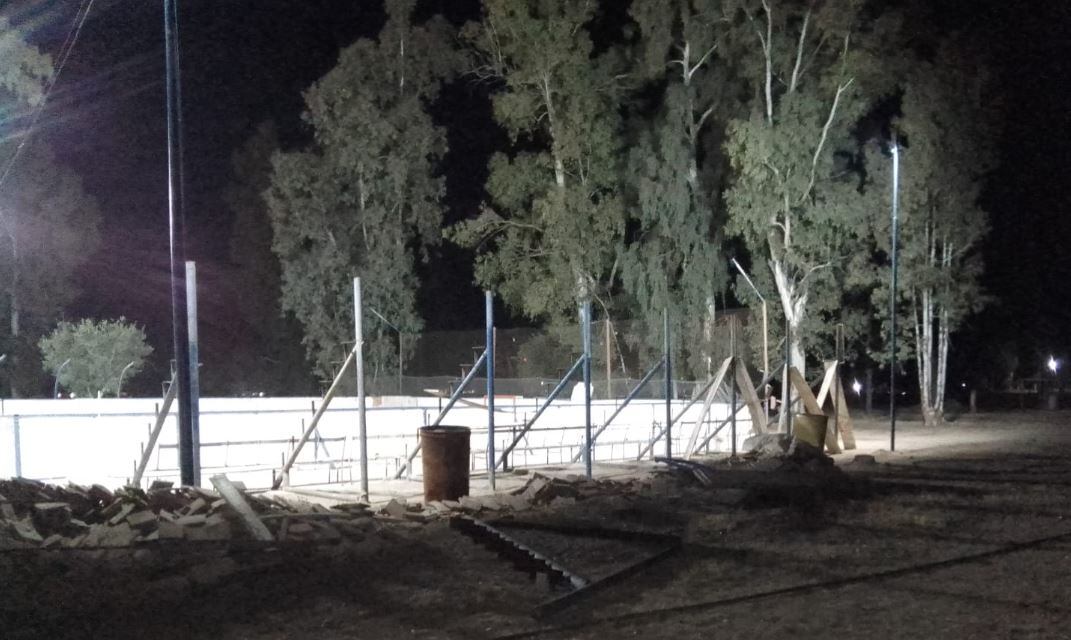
[
  {"x1": 164, "y1": 0, "x2": 195, "y2": 486},
  {"x1": 184, "y1": 261, "x2": 200, "y2": 485},
  {"x1": 582, "y1": 300, "x2": 592, "y2": 478},
  {"x1": 486, "y1": 291, "x2": 496, "y2": 490},
  {"x1": 664, "y1": 308, "x2": 672, "y2": 458},
  {"x1": 353, "y1": 278, "x2": 368, "y2": 501}
]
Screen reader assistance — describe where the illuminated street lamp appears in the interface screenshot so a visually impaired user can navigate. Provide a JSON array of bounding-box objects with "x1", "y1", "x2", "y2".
[
  {"x1": 1047, "y1": 355, "x2": 1059, "y2": 375},
  {"x1": 852, "y1": 379, "x2": 862, "y2": 396},
  {"x1": 888, "y1": 141, "x2": 900, "y2": 452}
]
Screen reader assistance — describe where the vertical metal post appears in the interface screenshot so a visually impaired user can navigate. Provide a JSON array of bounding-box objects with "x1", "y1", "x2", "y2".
[
  {"x1": 353, "y1": 278, "x2": 368, "y2": 502},
  {"x1": 398, "y1": 333, "x2": 403, "y2": 396},
  {"x1": 784, "y1": 317, "x2": 792, "y2": 435},
  {"x1": 486, "y1": 291, "x2": 496, "y2": 490},
  {"x1": 664, "y1": 308, "x2": 672, "y2": 458},
  {"x1": 184, "y1": 261, "x2": 200, "y2": 486},
  {"x1": 12, "y1": 415, "x2": 21, "y2": 477},
  {"x1": 165, "y1": 0, "x2": 194, "y2": 487},
  {"x1": 582, "y1": 301, "x2": 593, "y2": 478},
  {"x1": 889, "y1": 144, "x2": 900, "y2": 452},
  {"x1": 605, "y1": 318, "x2": 612, "y2": 399},
  {"x1": 730, "y1": 318, "x2": 737, "y2": 457}
]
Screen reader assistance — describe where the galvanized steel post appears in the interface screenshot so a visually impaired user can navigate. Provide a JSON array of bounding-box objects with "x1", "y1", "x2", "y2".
[
  {"x1": 664, "y1": 308, "x2": 672, "y2": 458},
  {"x1": 582, "y1": 300, "x2": 592, "y2": 478},
  {"x1": 185, "y1": 261, "x2": 200, "y2": 486},
  {"x1": 486, "y1": 291, "x2": 496, "y2": 490},
  {"x1": 353, "y1": 278, "x2": 368, "y2": 502},
  {"x1": 12, "y1": 415, "x2": 21, "y2": 477}
]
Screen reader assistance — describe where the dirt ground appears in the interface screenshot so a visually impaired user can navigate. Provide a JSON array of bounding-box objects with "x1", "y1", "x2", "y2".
[{"x1": 3, "y1": 411, "x2": 1071, "y2": 639}]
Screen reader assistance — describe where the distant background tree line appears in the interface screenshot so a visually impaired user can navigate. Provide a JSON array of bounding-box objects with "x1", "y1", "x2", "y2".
[{"x1": 0, "y1": 1, "x2": 999, "y2": 425}]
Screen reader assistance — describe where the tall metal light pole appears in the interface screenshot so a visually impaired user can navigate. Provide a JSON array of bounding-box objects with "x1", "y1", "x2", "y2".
[
  {"x1": 164, "y1": 0, "x2": 196, "y2": 485},
  {"x1": 889, "y1": 142, "x2": 900, "y2": 452}
]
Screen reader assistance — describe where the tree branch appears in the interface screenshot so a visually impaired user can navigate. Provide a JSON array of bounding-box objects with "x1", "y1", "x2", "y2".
[
  {"x1": 789, "y1": 5, "x2": 812, "y2": 93},
  {"x1": 799, "y1": 77, "x2": 854, "y2": 205}
]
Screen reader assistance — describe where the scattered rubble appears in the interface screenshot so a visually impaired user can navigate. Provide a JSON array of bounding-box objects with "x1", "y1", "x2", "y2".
[{"x1": 0, "y1": 477, "x2": 381, "y2": 550}]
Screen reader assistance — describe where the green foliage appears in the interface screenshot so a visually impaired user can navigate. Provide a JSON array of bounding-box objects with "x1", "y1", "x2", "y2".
[
  {"x1": 267, "y1": 0, "x2": 457, "y2": 381},
  {"x1": 622, "y1": 0, "x2": 737, "y2": 376},
  {"x1": 39, "y1": 318, "x2": 152, "y2": 397},
  {"x1": 450, "y1": 0, "x2": 625, "y2": 323},
  {"x1": 722, "y1": 0, "x2": 896, "y2": 372}
]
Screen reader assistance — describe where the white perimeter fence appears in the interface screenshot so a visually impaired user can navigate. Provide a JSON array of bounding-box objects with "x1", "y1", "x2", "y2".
[{"x1": 0, "y1": 392, "x2": 751, "y2": 489}]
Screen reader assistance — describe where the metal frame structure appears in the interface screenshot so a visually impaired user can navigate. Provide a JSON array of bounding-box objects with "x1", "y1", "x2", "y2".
[
  {"x1": 499, "y1": 301, "x2": 594, "y2": 478},
  {"x1": 394, "y1": 292, "x2": 498, "y2": 483}
]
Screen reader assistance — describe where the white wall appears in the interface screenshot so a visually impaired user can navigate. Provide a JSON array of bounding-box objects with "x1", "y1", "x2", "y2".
[{"x1": 0, "y1": 395, "x2": 752, "y2": 488}]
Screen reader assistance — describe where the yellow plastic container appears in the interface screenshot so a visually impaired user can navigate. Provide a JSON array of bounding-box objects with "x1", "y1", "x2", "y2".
[{"x1": 792, "y1": 414, "x2": 829, "y2": 450}]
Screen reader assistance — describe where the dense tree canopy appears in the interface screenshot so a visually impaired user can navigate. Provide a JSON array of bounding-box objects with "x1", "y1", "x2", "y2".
[
  {"x1": 267, "y1": 0, "x2": 457, "y2": 382},
  {"x1": 450, "y1": 0, "x2": 626, "y2": 324}
]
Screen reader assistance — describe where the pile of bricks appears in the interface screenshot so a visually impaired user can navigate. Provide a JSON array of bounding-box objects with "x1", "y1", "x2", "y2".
[{"x1": 0, "y1": 477, "x2": 376, "y2": 550}]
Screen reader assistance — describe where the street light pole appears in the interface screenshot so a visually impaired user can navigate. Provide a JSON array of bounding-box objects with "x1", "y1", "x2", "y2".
[
  {"x1": 53, "y1": 358, "x2": 71, "y2": 398},
  {"x1": 889, "y1": 142, "x2": 900, "y2": 452},
  {"x1": 116, "y1": 361, "x2": 136, "y2": 398}
]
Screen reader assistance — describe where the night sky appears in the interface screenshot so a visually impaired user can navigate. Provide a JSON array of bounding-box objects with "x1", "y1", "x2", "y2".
[{"x1": 7, "y1": 0, "x2": 1071, "y2": 394}]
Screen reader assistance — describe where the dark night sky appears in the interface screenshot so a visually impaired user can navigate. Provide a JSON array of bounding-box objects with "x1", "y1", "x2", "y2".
[{"x1": 7, "y1": 0, "x2": 1071, "y2": 391}]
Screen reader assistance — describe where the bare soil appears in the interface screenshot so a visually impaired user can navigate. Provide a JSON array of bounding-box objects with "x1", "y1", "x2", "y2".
[{"x1": 3, "y1": 411, "x2": 1071, "y2": 639}]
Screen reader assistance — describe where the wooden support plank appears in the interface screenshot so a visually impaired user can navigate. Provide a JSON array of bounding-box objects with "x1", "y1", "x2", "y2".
[
  {"x1": 816, "y1": 361, "x2": 837, "y2": 408},
  {"x1": 210, "y1": 474, "x2": 274, "y2": 542},
  {"x1": 685, "y1": 357, "x2": 732, "y2": 458},
  {"x1": 836, "y1": 376, "x2": 857, "y2": 449},
  {"x1": 734, "y1": 363, "x2": 767, "y2": 435},
  {"x1": 788, "y1": 367, "x2": 823, "y2": 415},
  {"x1": 788, "y1": 366, "x2": 841, "y2": 454}
]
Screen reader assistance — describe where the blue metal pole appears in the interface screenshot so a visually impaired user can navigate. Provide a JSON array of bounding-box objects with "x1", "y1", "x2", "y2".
[
  {"x1": 486, "y1": 291, "x2": 496, "y2": 490},
  {"x1": 582, "y1": 301, "x2": 593, "y2": 479},
  {"x1": 664, "y1": 308, "x2": 672, "y2": 458}
]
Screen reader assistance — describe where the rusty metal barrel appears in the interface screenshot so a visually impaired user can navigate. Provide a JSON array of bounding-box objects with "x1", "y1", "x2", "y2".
[{"x1": 420, "y1": 426, "x2": 470, "y2": 502}]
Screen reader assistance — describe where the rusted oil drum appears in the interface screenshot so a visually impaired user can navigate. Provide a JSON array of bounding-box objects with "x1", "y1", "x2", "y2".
[{"x1": 420, "y1": 426, "x2": 471, "y2": 502}]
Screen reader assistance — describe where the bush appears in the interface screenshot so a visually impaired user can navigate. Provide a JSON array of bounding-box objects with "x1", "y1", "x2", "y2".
[{"x1": 39, "y1": 318, "x2": 152, "y2": 397}]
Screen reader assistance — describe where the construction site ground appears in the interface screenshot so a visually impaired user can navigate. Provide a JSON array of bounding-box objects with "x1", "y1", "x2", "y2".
[{"x1": 4, "y1": 410, "x2": 1071, "y2": 639}]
